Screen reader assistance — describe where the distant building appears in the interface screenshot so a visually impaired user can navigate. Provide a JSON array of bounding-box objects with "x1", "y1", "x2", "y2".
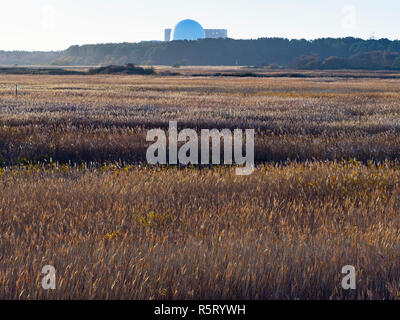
[
  {"x1": 171, "y1": 19, "x2": 205, "y2": 41},
  {"x1": 164, "y1": 19, "x2": 228, "y2": 41},
  {"x1": 164, "y1": 29, "x2": 172, "y2": 42},
  {"x1": 205, "y1": 29, "x2": 228, "y2": 39}
]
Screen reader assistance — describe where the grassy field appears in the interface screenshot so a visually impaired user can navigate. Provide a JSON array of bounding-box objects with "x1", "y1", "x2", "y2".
[
  {"x1": 2, "y1": 73, "x2": 400, "y2": 165},
  {"x1": 1, "y1": 72, "x2": 400, "y2": 299}
]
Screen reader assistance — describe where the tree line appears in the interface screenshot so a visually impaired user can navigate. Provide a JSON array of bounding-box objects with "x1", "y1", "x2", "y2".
[{"x1": 2, "y1": 37, "x2": 400, "y2": 69}]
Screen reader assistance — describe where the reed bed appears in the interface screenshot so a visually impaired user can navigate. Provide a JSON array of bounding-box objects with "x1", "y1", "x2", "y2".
[
  {"x1": 0, "y1": 162, "x2": 399, "y2": 299},
  {"x1": 0, "y1": 73, "x2": 400, "y2": 299}
]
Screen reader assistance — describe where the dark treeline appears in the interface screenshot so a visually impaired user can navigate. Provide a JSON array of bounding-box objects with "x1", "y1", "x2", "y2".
[
  {"x1": 51, "y1": 37, "x2": 400, "y2": 69},
  {"x1": 291, "y1": 51, "x2": 400, "y2": 70},
  {"x1": 3, "y1": 37, "x2": 400, "y2": 69},
  {"x1": 0, "y1": 51, "x2": 61, "y2": 65}
]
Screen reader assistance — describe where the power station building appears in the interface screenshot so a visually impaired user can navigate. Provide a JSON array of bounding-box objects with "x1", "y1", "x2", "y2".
[
  {"x1": 204, "y1": 29, "x2": 228, "y2": 39},
  {"x1": 164, "y1": 19, "x2": 228, "y2": 41}
]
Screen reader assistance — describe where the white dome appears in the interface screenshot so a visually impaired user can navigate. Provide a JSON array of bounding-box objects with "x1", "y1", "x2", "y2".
[{"x1": 172, "y1": 19, "x2": 205, "y2": 41}]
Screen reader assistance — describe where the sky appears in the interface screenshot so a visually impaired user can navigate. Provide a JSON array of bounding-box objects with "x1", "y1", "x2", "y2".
[{"x1": 0, "y1": 0, "x2": 399, "y2": 51}]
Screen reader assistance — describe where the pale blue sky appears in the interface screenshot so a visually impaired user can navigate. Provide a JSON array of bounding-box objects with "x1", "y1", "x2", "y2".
[{"x1": 0, "y1": 0, "x2": 399, "y2": 51}]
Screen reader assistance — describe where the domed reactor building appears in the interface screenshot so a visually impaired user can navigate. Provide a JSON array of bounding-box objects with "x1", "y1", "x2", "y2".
[{"x1": 164, "y1": 19, "x2": 227, "y2": 41}]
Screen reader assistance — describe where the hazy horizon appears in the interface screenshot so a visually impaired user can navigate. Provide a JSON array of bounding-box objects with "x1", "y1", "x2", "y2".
[{"x1": 0, "y1": 0, "x2": 399, "y2": 51}]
